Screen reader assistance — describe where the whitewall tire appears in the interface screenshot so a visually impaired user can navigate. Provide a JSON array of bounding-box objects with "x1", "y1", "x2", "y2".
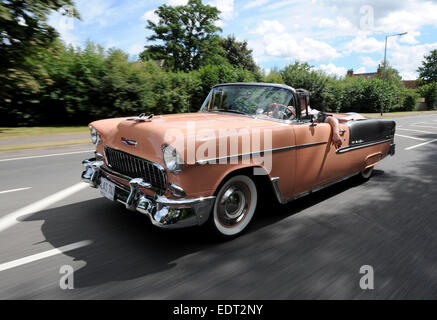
[
  {"x1": 211, "y1": 175, "x2": 258, "y2": 237},
  {"x1": 360, "y1": 166, "x2": 374, "y2": 180}
]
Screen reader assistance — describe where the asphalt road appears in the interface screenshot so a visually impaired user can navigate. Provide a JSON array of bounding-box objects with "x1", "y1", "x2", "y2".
[{"x1": 1, "y1": 115, "x2": 437, "y2": 299}]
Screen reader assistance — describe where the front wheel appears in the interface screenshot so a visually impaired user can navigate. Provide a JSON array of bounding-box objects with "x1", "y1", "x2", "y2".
[{"x1": 210, "y1": 175, "x2": 258, "y2": 238}]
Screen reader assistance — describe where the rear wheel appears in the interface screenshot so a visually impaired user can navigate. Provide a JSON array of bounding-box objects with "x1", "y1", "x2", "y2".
[
  {"x1": 360, "y1": 166, "x2": 374, "y2": 180},
  {"x1": 211, "y1": 175, "x2": 258, "y2": 238}
]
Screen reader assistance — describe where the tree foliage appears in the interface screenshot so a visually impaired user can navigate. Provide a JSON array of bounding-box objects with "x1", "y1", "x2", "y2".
[
  {"x1": 418, "y1": 82, "x2": 437, "y2": 110},
  {"x1": 418, "y1": 49, "x2": 437, "y2": 83},
  {"x1": 0, "y1": 0, "x2": 80, "y2": 104},
  {"x1": 220, "y1": 35, "x2": 258, "y2": 73},
  {"x1": 0, "y1": 1, "x2": 422, "y2": 126},
  {"x1": 144, "y1": 0, "x2": 222, "y2": 72}
]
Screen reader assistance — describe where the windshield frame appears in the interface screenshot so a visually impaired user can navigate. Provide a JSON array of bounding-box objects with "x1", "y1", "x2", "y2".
[{"x1": 200, "y1": 83, "x2": 299, "y2": 123}]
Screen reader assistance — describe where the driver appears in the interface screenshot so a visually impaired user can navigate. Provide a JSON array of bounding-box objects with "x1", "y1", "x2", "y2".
[{"x1": 295, "y1": 88, "x2": 342, "y2": 149}]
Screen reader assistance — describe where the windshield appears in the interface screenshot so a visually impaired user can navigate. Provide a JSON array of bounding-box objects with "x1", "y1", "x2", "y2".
[{"x1": 200, "y1": 85, "x2": 296, "y2": 120}]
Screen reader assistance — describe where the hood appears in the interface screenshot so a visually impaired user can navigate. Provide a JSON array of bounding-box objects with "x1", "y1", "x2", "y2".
[{"x1": 91, "y1": 112, "x2": 291, "y2": 165}]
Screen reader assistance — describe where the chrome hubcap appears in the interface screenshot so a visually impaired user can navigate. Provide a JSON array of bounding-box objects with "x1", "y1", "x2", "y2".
[{"x1": 218, "y1": 184, "x2": 249, "y2": 227}]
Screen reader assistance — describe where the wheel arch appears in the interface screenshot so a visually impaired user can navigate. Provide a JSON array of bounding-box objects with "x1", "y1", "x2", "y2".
[{"x1": 211, "y1": 165, "x2": 277, "y2": 201}]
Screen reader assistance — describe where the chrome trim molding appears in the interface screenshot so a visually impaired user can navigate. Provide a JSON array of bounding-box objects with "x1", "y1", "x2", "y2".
[
  {"x1": 336, "y1": 138, "x2": 393, "y2": 154},
  {"x1": 82, "y1": 157, "x2": 215, "y2": 229},
  {"x1": 195, "y1": 142, "x2": 327, "y2": 165},
  {"x1": 271, "y1": 173, "x2": 359, "y2": 204}
]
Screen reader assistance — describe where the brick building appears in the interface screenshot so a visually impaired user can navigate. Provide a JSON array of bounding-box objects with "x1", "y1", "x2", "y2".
[{"x1": 347, "y1": 64, "x2": 417, "y2": 89}]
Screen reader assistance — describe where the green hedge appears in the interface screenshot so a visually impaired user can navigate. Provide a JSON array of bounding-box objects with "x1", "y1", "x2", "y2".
[{"x1": 0, "y1": 42, "x2": 420, "y2": 126}]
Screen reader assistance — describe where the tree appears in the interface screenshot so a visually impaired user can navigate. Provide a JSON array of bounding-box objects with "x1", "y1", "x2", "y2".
[
  {"x1": 220, "y1": 35, "x2": 258, "y2": 73},
  {"x1": 0, "y1": 0, "x2": 80, "y2": 104},
  {"x1": 418, "y1": 82, "x2": 437, "y2": 110},
  {"x1": 143, "y1": 0, "x2": 222, "y2": 72},
  {"x1": 279, "y1": 61, "x2": 333, "y2": 111},
  {"x1": 418, "y1": 49, "x2": 437, "y2": 83},
  {"x1": 379, "y1": 60, "x2": 402, "y2": 83}
]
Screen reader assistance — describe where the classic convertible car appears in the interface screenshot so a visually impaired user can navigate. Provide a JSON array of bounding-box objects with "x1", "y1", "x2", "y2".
[{"x1": 81, "y1": 83, "x2": 395, "y2": 238}]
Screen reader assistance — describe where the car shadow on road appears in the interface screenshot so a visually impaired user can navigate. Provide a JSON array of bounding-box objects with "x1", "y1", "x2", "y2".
[
  {"x1": 252, "y1": 171, "x2": 380, "y2": 231},
  {"x1": 22, "y1": 171, "x2": 376, "y2": 291}
]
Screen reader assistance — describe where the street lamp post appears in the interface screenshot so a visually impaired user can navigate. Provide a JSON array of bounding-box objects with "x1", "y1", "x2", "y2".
[{"x1": 381, "y1": 32, "x2": 407, "y2": 116}]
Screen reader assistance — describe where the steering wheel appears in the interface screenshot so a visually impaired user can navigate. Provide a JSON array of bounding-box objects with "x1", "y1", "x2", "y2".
[{"x1": 266, "y1": 103, "x2": 295, "y2": 120}]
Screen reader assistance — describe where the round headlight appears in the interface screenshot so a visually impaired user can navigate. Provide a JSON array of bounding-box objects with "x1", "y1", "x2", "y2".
[
  {"x1": 89, "y1": 126, "x2": 101, "y2": 145},
  {"x1": 162, "y1": 145, "x2": 183, "y2": 173}
]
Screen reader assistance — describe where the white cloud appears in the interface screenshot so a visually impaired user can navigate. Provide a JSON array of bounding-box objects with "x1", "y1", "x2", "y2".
[
  {"x1": 141, "y1": 10, "x2": 159, "y2": 24},
  {"x1": 215, "y1": 19, "x2": 225, "y2": 27},
  {"x1": 390, "y1": 42, "x2": 437, "y2": 79},
  {"x1": 128, "y1": 43, "x2": 144, "y2": 56},
  {"x1": 376, "y1": 1, "x2": 437, "y2": 34},
  {"x1": 168, "y1": 0, "x2": 188, "y2": 6},
  {"x1": 399, "y1": 31, "x2": 421, "y2": 45},
  {"x1": 48, "y1": 13, "x2": 78, "y2": 45},
  {"x1": 77, "y1": 0, "x2": 113, "y2": 24},
  {"x1": 264, "y1": 34, "x2": 341, "y2": 61},
  {"x1": 359, "y1": 56, "x2": 379, "y2": 68},
  {"x1": 343, "y1": 36, "x2": 384, "y2": 54},
  {"x1": 255, "y1": 20, "x2": 285, "y2": 35},
  {"x1": 355, "y1": 67, "x2": 366, "y2": 74},
  {"x1": 244, "y1": 0, "x2": 270, "y2": 10},
  {"x1": 266, "y1": 0, "x2": 298, "y2": 10},
  {"x1": 316, "y1": 63, "x2": 347, "y2": 77},
  {"x1": 214, "y1": 0, "x2": 235, "y2": 20},
  {"x1": 251, "y1": 19, "x2": 341, "y2": 62},
  {"x1": 318, "y1": 18, "x2": 335, "y2": 28}
]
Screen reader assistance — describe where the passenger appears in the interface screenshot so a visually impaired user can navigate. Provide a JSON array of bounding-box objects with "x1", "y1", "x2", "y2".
[{"x1": 295, "y1": 88, "x2": 343, "y2": 149}]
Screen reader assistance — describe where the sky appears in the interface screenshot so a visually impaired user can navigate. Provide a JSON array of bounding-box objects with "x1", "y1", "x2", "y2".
[{"x1": 48, "y1": 0, "x2": 437, "y2": 80}]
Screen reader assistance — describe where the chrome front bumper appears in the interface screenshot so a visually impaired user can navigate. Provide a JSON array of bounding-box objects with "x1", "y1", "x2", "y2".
[{"x1": 81, "y1": 158, "x2": 215, "y2": 229}]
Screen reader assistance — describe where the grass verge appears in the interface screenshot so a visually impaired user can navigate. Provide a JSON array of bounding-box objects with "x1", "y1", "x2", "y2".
[
  {"x1": 362, "y1": 110, "x2": 437, "y2": 119},
  {"x1": 0, "y1": 126, "x2": 89, "y2": 139},
  {"x1": 0, "y1": 139, "x2": 91, "y2": 152}
]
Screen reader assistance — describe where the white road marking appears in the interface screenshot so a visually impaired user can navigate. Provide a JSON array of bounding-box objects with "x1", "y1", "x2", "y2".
[
  {"x1": 397, "y1": 128, "x2": 436, "y2": 134},
  {"x1": 0, "y1": 182, "x2": 89, "y2": 233},
  {"x1": 0, "y1": 187, "x2": 32, "y2": 195},
  {"x1": 0, "y1": 240, "x2": 92, "y2": 272},
  {"x1": 410, "y1": 124, "x2": 437, "y2": 129},
  {"x1": 405, "y1": 138, "x2": 437, "y2": 151},
  {"x1": 395, "y1": 134, "x2": 427, "y2": 141},
  {"x1": 0, "y1": 150, "x2": 94, "y2": 162}
]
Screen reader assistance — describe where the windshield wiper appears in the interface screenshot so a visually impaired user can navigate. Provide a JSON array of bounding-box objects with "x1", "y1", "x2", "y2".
[{"x1": 208, "y1": 109, "x2": 247, "y2": 115}]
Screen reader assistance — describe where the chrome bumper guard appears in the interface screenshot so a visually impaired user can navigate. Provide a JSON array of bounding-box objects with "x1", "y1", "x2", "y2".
[{"x1": 81, "y1": 158, "x2": 215, "y2": 229}]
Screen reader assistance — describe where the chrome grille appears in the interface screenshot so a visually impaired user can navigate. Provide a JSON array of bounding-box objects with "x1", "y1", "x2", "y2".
[{"x1": 104, "y1": 147, "x2": 167, "y2": 192}]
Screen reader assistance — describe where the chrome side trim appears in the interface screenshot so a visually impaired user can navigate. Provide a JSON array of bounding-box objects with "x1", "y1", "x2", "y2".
[
  {"x1": 195, "y1": 142, "x2": 327, "y2": 165},
  {"x1": 336, "y1": 138, "x2": 393, "y2": 154},
  {"x1": 271, "y1": 173, "x2": 359, "y2": 204}
]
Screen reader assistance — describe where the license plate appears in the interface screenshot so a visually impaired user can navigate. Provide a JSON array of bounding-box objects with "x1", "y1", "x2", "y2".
[{"x1": 100, "y1": 178, "x2": 115, "y2": 201}]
